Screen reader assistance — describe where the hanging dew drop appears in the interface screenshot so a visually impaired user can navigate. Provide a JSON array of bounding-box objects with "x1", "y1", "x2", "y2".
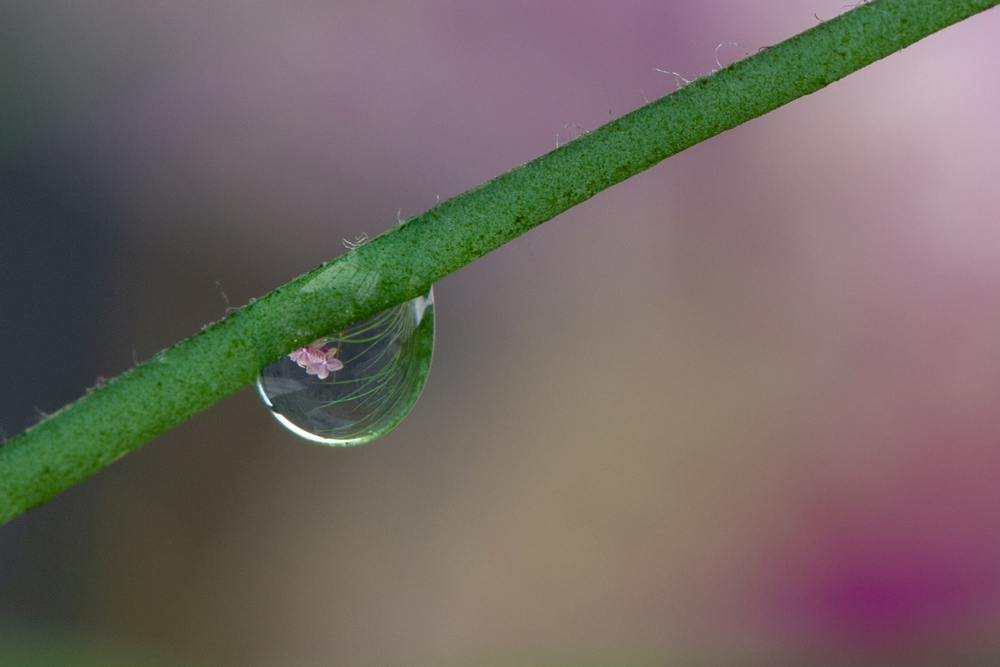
[{"x1": 256, "y1": 288, "x2": 434, "y2": 446}]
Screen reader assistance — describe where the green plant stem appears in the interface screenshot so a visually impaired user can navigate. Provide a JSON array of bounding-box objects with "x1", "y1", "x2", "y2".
[{"x1": 2, "y1": 0, "x2": 997, "y2": 524}]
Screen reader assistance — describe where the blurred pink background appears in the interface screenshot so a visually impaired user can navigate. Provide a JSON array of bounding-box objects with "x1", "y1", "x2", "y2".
[{"x1": 2, "y1": 1, "x2": 1000, "y2": 665}]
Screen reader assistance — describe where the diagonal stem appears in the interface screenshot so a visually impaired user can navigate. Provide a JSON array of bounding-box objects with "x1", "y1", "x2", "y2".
[{"x1": 2, "y1": 0, "x2": 998, "y2": 525}]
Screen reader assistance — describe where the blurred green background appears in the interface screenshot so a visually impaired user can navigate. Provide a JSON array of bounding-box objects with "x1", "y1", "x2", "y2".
[{"x1": 3, "y1": 1, "x2": 1000, "y2": 665}]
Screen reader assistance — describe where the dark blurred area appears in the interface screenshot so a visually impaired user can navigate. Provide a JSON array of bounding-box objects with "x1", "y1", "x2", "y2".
[
  {"x1": 3, "y1": 2, "x2": 1000, "y2": 666},
  {"x1": 0, "y1": 148, "x2": 113, "y2": 627}
]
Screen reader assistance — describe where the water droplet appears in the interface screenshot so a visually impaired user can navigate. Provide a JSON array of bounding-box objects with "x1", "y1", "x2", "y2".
[{"x1": 257, "y1": 288, "x2": 434, "y2": 446}]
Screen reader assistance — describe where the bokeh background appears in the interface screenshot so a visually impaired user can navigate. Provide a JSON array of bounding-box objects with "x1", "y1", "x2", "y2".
[{"x1": 3, "y1": 1, "x2": 1000, "y2": 665}]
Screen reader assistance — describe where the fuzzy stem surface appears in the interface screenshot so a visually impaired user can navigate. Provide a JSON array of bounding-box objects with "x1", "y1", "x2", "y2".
[{"x1": 2, "y1": 0, "x2": 998, "y2": 524}]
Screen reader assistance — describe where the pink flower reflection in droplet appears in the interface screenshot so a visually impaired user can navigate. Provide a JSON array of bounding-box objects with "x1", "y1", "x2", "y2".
[{"x1": 289, "y1": 339, "x2": 344, "y2": 380}]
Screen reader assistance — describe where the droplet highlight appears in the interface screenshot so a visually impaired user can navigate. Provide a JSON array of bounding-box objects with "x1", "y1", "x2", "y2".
[{"x1": 257, "y1": 288, "x2": 434, "y2": 445}]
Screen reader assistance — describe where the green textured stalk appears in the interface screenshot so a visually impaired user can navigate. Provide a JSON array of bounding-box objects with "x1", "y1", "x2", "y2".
[{"x1": 2, "y1": 0, "x2": 998, "y2": 524}]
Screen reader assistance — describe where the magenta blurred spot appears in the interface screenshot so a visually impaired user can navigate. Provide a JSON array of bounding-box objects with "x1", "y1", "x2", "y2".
[
  {"x1": 742, "y1": 414, "x2": 1000, "y2": 658},
  {"x1": 811, "y1": 545, "x2": 995, "y2": 643},
  {"x1": 750, "y1": 493, "x2": 1000, "y2": 655}
]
